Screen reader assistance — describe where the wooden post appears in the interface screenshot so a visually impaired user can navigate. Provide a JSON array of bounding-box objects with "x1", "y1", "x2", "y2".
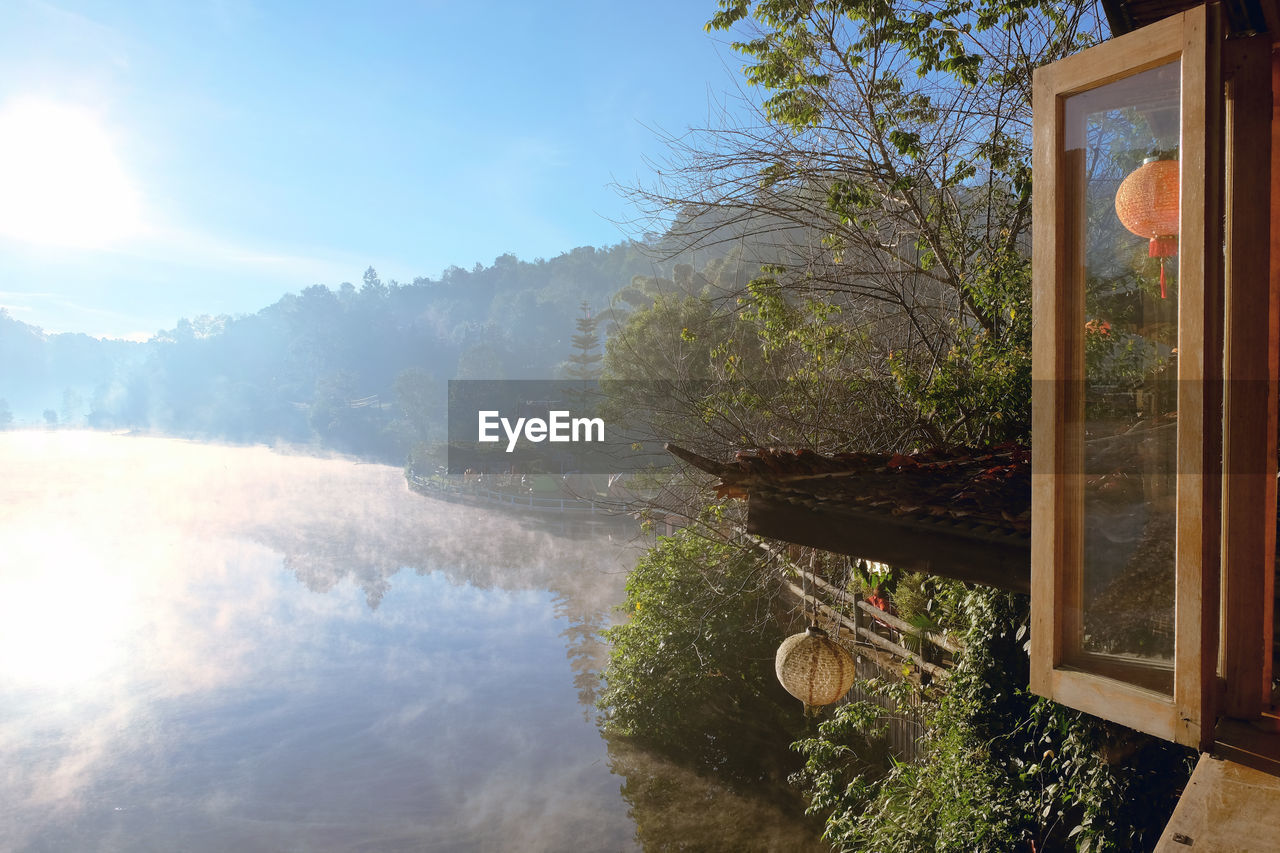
[{"x1": 1221, "y1": 33, "x2": 1274, "y2": 723}]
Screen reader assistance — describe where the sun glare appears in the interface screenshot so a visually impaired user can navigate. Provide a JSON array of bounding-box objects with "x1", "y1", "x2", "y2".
[
  {"x1": 0, "y1": 536, "x2": 138, "y2": 689},
  {"x1": 0, "y1": 98, "x2": 144, "y2": 249}
]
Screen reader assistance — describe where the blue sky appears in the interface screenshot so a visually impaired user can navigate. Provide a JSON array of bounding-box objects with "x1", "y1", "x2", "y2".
[{"x1": 0, "y1": 0, "x2": 754, "y2": 339}]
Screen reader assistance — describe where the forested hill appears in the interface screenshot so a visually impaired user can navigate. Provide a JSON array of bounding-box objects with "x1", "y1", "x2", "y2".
[
  {"x1": 0, "y1": 241, "x2": 728, "y2": 461},
  {"x1": 0, "y1": 309, "x2": 146, "y2": 429}
]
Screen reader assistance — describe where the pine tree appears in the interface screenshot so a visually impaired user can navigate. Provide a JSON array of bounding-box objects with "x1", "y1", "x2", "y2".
[{"x1": 565, "y1": 301, "x2": 602, "y2": 380}]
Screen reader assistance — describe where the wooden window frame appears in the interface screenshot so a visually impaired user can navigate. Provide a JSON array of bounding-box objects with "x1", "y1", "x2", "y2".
[
  {"x1": 1220, "y1": 34, "x2": 1276, "y2": 724},
  {"x1": 1213, "y1": 34, "x2": 1280, "y2": 774},
  {"x1": 1031, "y1": 6, "x2": 1223, "y2": 749}
]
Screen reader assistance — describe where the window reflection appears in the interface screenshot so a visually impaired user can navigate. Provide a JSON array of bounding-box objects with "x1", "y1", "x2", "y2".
[{"x1": 1064, "y1": 61, "x2": 1181, "y2": 692}]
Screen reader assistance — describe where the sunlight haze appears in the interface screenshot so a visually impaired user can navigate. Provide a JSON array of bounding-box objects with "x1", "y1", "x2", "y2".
[{"x1": 0, "y1": 98, "x2": 145, "y2": 250}]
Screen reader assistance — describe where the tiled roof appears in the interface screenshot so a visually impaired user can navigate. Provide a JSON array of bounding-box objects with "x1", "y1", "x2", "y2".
[
  {"x1": 669, "y1": 443, "x2": 1030, "y2": 543},
  {"x1": 666, "y1": 442, "x2": 1032, "y2": 593},
  {"x1": 1101, "y1": 0, "x2": 1272, "y2": 36}
]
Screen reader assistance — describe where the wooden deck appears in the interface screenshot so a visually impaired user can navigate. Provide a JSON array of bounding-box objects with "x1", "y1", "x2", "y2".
[{"x1": 1156, "y1": 754, "x2": 1280, "y2": 851}]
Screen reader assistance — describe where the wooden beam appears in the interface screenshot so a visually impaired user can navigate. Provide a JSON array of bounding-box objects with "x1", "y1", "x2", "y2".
[
  {"x1": 747, "y1": 493, "x2": 1030, "y2": 594},
  {"x1": 853, "y1": 600, "x2": 963, "y2": 656},
  {"x1": 1214, "y1": 715, "x2": 1280, "y2": 777},
  {"x1": 1174, "y1": 0, "x2": 1224, "y2": 753},
  {"x1": 1220, "y1": 32, "x2": 1274, "y2": 722},
  {"x1": 855, "y1": 623, "x2": 949, "y2": 683},
  {"x1": 1031, "y1": 46, "x2": 1067, "y2": 700},
  {"x1": 663, "y1": 442, "x2": 731, "y2": 477}
]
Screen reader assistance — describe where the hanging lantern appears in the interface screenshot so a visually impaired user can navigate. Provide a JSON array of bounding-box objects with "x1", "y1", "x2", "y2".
[
  {"x1": 1114, "y1": 157, "x2": 1179, "y2": 298},
  {"x1": 775, "y1": 625, "x2": 856, "y2": 714}
]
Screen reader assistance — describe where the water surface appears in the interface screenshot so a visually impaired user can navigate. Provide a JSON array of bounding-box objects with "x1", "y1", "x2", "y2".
[{"x1": 0, "y1": 432, "x2": 823, "y2": 852}]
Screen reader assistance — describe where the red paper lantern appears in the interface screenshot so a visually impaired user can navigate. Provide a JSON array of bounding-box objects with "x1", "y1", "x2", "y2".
[{"x1": 1115, "y1": 157, "x2": 1179, "y2": 298}]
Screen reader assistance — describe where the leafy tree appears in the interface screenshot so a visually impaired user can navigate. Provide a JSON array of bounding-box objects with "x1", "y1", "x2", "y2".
[
  {"x1": 625, "y1": 0, "x2": 1104, "y2": 446},
  {"x1": 601, "y1": 261, "x2": 912, "y2": 460},
  {"x1": 308, "y1": 370, "x2": 390, "y2": 455},
  {"x1": 599, "y1": 290, "x2": 736, "y2": 470},
  {"x1": 360, "y1": 265, "x2": 387, "y2": 298},
  {"x1": 455, "y1": 341, "x2": 507, "y2": 380}
]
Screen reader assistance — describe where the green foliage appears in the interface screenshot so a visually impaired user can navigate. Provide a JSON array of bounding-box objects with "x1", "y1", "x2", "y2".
[
  {"x1": 392, "y1": 366, "x2": 444, "y2": 448},
  {"x1": 601, "y1": 264, "x2": 923, "y2": 455},
  {"x1": 604, "y1": 293, "x2": 724, "y2": 382},
  {"x1": 597, "y1": 529, "x2": 805, "y2": 789},
  {"x1": 792, "y1": 588, "x2": 1195, "y2": 852},
  {"x1": 888, "y1": 315, "x2": 1032, "y2": 445},
  {"x1": 564, "y1": 301, "x2": 604, "y2": 380},
  {"x1": 732, "y1": 277, "x2": 850, "y2": 381},
  {"x1": 709, "y1": 0, "x2": 1094, "y2": 126},
  {"x1": 887, "y1": 570, "x2": 931, "y2": 626},
  {"x1": 798, "y1": 707, "x2": 1025, "y2": 851},
  {"x1": 678, "y1": 0, "x2": 1102, "y2": 447}
]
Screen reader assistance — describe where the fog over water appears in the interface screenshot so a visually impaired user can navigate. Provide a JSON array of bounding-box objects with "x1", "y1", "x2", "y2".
[
  {"x1": 1, "y1": 431, "x2": 825, "y2": 852},
  {"x1": 0, "y1": 431, "x2": 646, "y2": 851}
]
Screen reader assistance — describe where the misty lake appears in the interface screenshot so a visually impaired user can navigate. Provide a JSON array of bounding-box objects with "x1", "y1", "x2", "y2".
[{"x1": 0, "y1": 432, "x2": 821, "y2": 852}]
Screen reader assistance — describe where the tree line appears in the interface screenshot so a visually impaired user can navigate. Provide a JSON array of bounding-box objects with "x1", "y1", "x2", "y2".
[{"x1": 0, "y1": 243, "x2": 699, "y2": 461}]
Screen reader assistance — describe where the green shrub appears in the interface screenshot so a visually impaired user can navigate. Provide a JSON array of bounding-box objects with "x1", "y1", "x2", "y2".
[
  {"x1": 793, "y1": 588, "x2": 1195, "y2": 852},
  {"x1": 597, "y1": 530, "x2": 806, "y2": 791}
]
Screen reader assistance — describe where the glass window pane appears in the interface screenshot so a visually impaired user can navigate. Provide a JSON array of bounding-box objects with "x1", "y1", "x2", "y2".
[{"x1": 1064, "y1": 61, "x2": 1181, "y2": 693}]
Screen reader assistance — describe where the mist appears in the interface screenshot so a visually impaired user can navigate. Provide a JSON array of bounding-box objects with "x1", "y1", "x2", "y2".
[{"x1": 0, "y1": 431, "x2": 642, "y2": 852}]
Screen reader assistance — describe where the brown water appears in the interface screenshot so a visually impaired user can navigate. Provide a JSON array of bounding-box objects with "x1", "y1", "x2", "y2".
[{"x1": 0, "y1": 431, "x2": 823, "y2": 852}]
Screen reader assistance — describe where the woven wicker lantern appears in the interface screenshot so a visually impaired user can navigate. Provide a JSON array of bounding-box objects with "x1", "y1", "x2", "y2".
[
  {"x1": 775, "y1": 625, "x2": 856, "y2": 714},
  {"x1": 1114, "y1": 157, "x2": 1179, "y2": 298}
]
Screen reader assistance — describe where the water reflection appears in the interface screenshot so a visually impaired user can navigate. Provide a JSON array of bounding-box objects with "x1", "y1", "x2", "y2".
[
  {"x1": 0, "y1": 433, "x2": 632, "y2": 850},
  {"x1": 0, "y1": 432, "x2": 822, "y2": 851},
  {"x1": 607, "y1": 736, "x2": 827, "y2": 853}
]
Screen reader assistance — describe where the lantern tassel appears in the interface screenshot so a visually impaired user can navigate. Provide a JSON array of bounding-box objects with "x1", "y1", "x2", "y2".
[{"x1": 1149, "y1": 236, "x2": 1177, "y2": 300}]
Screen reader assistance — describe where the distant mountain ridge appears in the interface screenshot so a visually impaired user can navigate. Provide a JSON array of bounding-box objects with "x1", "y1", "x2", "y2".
[{"x1": 0, "y1": 242, "x2": 682, "y2": 459}]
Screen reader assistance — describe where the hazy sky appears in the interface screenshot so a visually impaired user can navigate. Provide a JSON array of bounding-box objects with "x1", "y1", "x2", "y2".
[{"x1": 0, "y1": 0, "x2": 753, "y2": 339}]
